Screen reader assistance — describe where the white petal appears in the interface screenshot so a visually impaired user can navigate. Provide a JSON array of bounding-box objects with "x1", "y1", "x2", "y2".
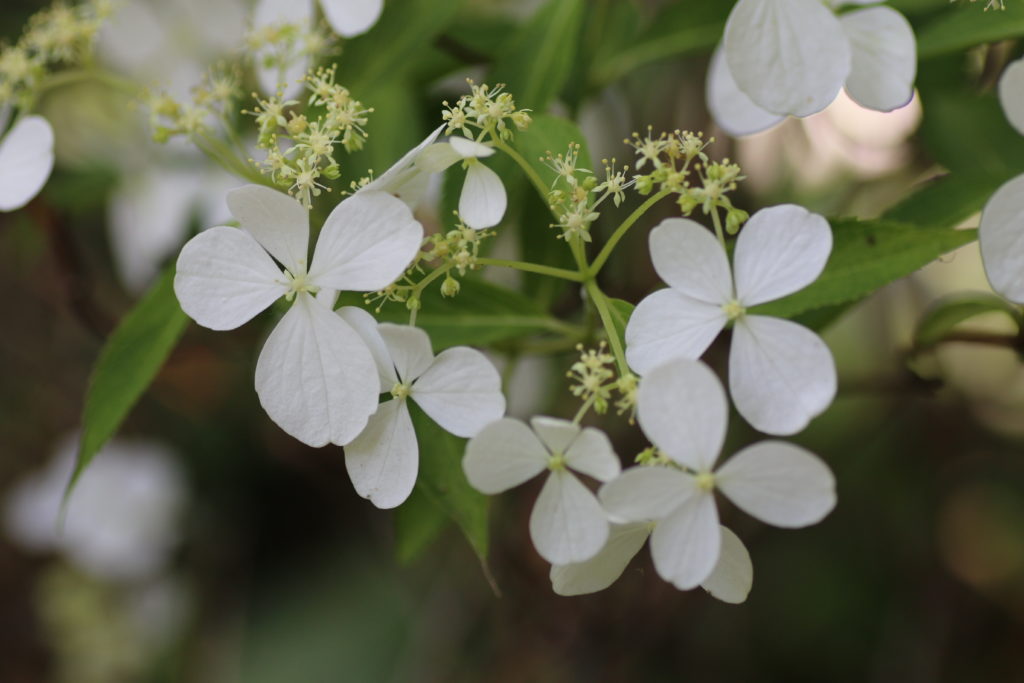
[
  {"x1": 564, "y1": 427, "x2": 621, "y2": 483},
  {"x1": 550, "y1": 522, "x2": 651, "y2": 596},
  {"x1": 378, "y1": 323, "x2": 434, "y2": 382},
  {"x1": 636, "y1": 358, "x2": 728, "y2": 471},
  {"x1": 733, "y1": 205, "x2": 833, "y2": 307},
  {"x1": 344, "y1": 399, "x2": 418, "y2": 509},
  {"x1": 463, "y1": 418, "x2": 548, "y2": 494},
  {"x1": 598, "y1": 466, "x2": 696, "y2": 523},
  {"x1": 999, "y1": 58, "x2": 1024, "y2": 137},
  {"x1": 459, "y1": 162, "x2": 506, "y2": 229},
  {"x1": 0, "y1": 116, "x2": 54, "y2": 212},
  {"x1": 840, "y1": 6, "x2": 917, "y2": 113},
  {"x1": 724, "y1": 0, "x2": 850, "y2": 117},
  {"x1": 706, "y1": 44, "x2": 785, "y2": 137},
  {"x1": 650, "y1": 491, "x2": 720, "y2": 590},
  {"x1": 529, "y1": 470, "x2": 610, "y2": 565},
  {"x1": 625, "y1": 289, "x2": 727, "y2": 375},
  {"x1": 700, "y1": 526, "x2": 753, "y2": 604},
  {"x1": 337, "y1": 306, "x2": 398, "y2": 387},
  {"x1": 412, "y1": 347, "x2": 506, "y2": 438},
  {"x1": 413, "y1": 142, "x2": 463, "y2": 174},
  {"x1": 254, "y1": 293, "x2": 379, "y2": 447},
  {"x1": 716, "y1": 441, "x2": 837, "y2": 527},
  {"x1": 361, "y1": 124, "x2": 446, "y2": 204},
  {"x1": 649, "y1": 217, "x2": 733, "y2": 304},
  {"x1": 729, "y1": 315, "x2": 837, "y2": 436},
  {"x1": 253, "y1": 0, "x2": 314, "y2": 97},
  {"x1": 308, "y1": 191, "x2": 423, "y2": 291},
  {"x1": 449, "y1": 136, "x2": 496, "y2": 159},
  {"x1": 318, "y1": 0, "x2": 383, "y2": 38},
  {"x1": 529, "y1": 416, "x2": 580, "y2": 455},
  {"x1": 980, "y1": 174, "x2": 1024, "y2": 303},
  {"x1": 226, "y1": 185, "x2": 310, "y2": 275},
  {"x1": 173, "y1": 227, "x2": 287, "y2": 331}
]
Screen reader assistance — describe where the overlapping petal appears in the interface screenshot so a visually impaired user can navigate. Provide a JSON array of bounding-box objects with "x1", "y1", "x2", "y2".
[
  {"x1": 531, "y1": 416, "x2": 580, "y2": 455},
  {"x1": 979, "y1": 174, "x2": 1024, "y2": 303},
  {"x1": 699, "y1": 526, "x2": 753, "y2": 604},
  {"x1": 0, "y1": 115, "x2": 55, "y2": 212},
  {"x1": 599, "y1": 466, "x2": 696, "y2": 523},
  {"x1": 460, "y1": 161, "x2": 506, "y2": 229},
  {"x1": 840, "y1": 6, "x2": 917, "y2": 112},
  {"x1": 360, "y1": 124, "x2": 445, "y2": 207},
  {"x1": 463, "y1": 418, "x2": 548, "y2": 494},
  {"x1": 649, "y1": 218, "x2": 733, "y2": 304},
  {"x1": 337, "y1": 307, "x2": 398, "y2": 387},
  {"x1": 564, "y1": 428, "x2": 621, "y2": 482},
  {"x1": 344, "y1": 398, "x2": 418, "y2": 509},
  {"x1": 550, "y1": 522, "x2": 651, "y2": 596},
  {"x1": 318, "y1": 0, "x2": 383, "y2": 38},
  {"x1": 413, "y1": 347, "x2": 506, "y2": 438},
  {"x1": 378, "y1": 324, "x2": 434, "y2": 383},
  {"x1": 706, "y1": 45, "x2": 785, "y2": 138},
  {"x1": 625, "y1": 289, "x2": 727, "y2": 375},
  {"x1": 529, "y1": 470, "x2": 609, "y2": 564},
  {"x1": 650, "y1": 491, "x2": 720, "y2": 590},
  {"x1": 227, "y1": 185, "x2": 310, "y2": 275},
  {"x1": 999, "y1": 58, "x2": 1024, "y2": 137}
]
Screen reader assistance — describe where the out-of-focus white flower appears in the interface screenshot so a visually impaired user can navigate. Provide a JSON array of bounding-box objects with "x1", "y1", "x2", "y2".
[
  {"x1": 625, "y1": 206, "x2": 837, "y2": 435},
  {"x1": 463, "y1": 417, "x2": 621, "y2": 564},
  {"x1": 4, "y1": 435, "x2": 186, "y2": 581},
  {"x1": 0, "y1": 115, "x2": 55, "y2": 212},
  {"x1": 174, "y1": 185, "x2": 422, "y2": 447},
  {"x1": 343, "y1": 321, "x2": 506, "y2": 509},
  {"x1": 708, "y1": 0, "x2": 916, "y2": 136},
  {"x1": 598, "y1": 359, "x2": 836, "y2": 591},
  {"x1": 417, "y1": 136, "x2": 507, "y2": 229},
  {"x1": 980, "y1": 57, "x2": 1024, "y2": 303}
]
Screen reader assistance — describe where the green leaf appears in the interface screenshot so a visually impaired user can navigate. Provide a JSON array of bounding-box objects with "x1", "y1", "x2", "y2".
[
  {"x1": 917, "y1": 2, "x2": 1024, "y2": 59},
  {"x1": 606, "y1": 298, "x2": 634, "y2": 351},
  {"x1": 393, "y1": 487, "x2": 449, "y2": 565},
  {"x1": 883, "y1": 172, "x2": 1002, "y2": 230},
  {"x1": 489, "y1": 0, "x2": 585, "y2": 110},
  {"x1": 753, "y1": 219, "x2": 978, "y2": 320},
  {"x1": 915, "y1": 292, "x2": 1023, "y2": 348},
  {"x1": 408, "y1": 402, "x2": 490, "y2": 568},
  {"x1": 70, "y1": 266, "x2": 189, "y2": 496},
  {"x1": 514, "y1": 113, "x2": 593, "y2": 185}
]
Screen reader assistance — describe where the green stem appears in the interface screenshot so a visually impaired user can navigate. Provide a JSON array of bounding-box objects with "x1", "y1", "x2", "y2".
[
  {"x1": 590, "y1": 189, "x2": 670, "y2": 276},
  {"x1": 36, "y1": 68, "x2": 142, "y2": 98},
  {"x1": 710, "y1": 206, "x2": 726, "y2": 248},
  {"x1": 491, "y1": 135, "x2": 550, "y2": 203},
  {"x1": 572, "y1": 395, "x2": 596, "y2": 425},
  {"x1": 476, "y1": 257, "x2": 584, "y2": 282},
  {"x1": 193, "y1": 133, "x2": 268, "y2": 186},
  {"x1": 585, "y1": 279, "x2": 629, "y2": 377}
]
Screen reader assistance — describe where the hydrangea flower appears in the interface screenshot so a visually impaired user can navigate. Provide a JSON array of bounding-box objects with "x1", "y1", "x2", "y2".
[
  {"x1": 0, "y1": 114, "x2": 55, "y2": 212},
  {"x1": 708, "y1": 0, "x2": 917, "y2": 136},
  {"x1": 550, "y1": 522, "x2": 753, "y2": 603},
  {"x1": 417, "y1": 136, "x2": 507, "y2": 229},
  {"x1": 463, "y1": 417, "x2": 621, "y2": 564},
  {"x1": 625, "y1": 206, "x2": 836, "y2": 435},
  {"x1": 343, "y1": 321, "x2": 506, "y2": 509},
  {"x1": 980, "y1": 57, "x2": 1024, "y2": 303},
  {"x1": 174, "y1": 185, "x2": 422, "y2": 447},
  {"x1": 358, "y1": 124, "x2": 446, "y2": 210},
  {"x1": 597, "y1": 358, "x2": 836, "y2": 591}
]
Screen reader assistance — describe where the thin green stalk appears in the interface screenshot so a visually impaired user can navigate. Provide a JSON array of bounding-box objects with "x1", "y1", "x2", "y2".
[
  {"x1": 476, "y1": 257, "x2": 584, "y2": 282},
  {"x1": 585, "y1": 279, "x2": 629, "y2": 377},
  {"x1": 572, "y1": 395, "x2": 596, "y2": 425},
  {"x1": 491, "y1": 135, "x2": 550, "y2": 204},
  {"x1": 590, "y1": 189, "x2": 670, "y2": 276},
  {"x1": 710, "y1": 206, "x2": 726, "y2": 248}
]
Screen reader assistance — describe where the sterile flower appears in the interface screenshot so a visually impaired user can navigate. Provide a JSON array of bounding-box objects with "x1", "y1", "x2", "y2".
[
  {"x1": 980, "y1": 57, "x2": 1024, "y2": 303},
  {"x1": 0, "y1": 114, "x2": 55, "y2": 212},
  {"x1": 708, "y1": 0, "x2": 917, "y2": 137},
  {"x1": 358, "y1": 124, "x2": 445, "y2": 210},
  {"x1": 4, "y1": 434, "x2": 186, "y2": 582},
  {"x1": 597, "y1": 358, "x2": 836, "y2": 590},
  {"x1": 625, "y1": 205, "x2": 837, "y2": 435},
  {"x1": 416, "y1": 135, "x2": 507, "y2": 229},
  {"x1": 463, "y1": 417, "x2": 621, "y2": 564},
  {"x1": 343, "y1": 321, "x2": 506, "y2": 509},
  {"x1": 550, "y1": 522, "x2": 753, "y2": 603},
  {"x1": 174, "y1": 185, "x2": 422, "y2": 447}
]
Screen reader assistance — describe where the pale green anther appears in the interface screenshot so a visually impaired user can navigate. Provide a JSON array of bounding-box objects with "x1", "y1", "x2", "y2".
[
  {"x1": 391, "y1": 382, "x2": 412, "y2": 401},
  {"x1": 548, "y1": 453, "x2": 568, "y2": 472},
  {"x1": 722, "y1": 298, "x2": 746, "y2": 321},
  {"x1": 694, "y1": 471, "x2": 716, "y2": 492},
  {"x1": 284, "y1": 269, "x2": 319, "y2": 299}
]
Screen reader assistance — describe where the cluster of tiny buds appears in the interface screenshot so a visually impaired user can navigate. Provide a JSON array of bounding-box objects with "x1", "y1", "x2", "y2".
[
  {"x1": 544, "y1": 145, "x2": 633, "y2": 243},
  {"x1": 566, "y1": 343, "x2": 638, "y2": 421},
  {"x1": 442, "y1": 80, "x2": 532, "y2": 141},
  {"x1": 635, "y1": 446, "x2": 672, "y2": 467},
  {"x1": 245, "y1": 18, "x2": 334, "y2": 86},
  {"x1": 0, "y1": 0, "x2": 111, "y2": 106},
  {"x1": 148, "y1": 63, "x2": 241, "y2": 142}
]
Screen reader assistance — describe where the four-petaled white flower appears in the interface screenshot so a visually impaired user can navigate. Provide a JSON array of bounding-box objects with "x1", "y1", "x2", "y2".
[
  {"x1": 708, "y1": 0, "x2": 917, "y2": 137},
  {"x1": 174, "y1": 185, "x2": 422, "y2": 447},
  {"x1": 625, "y1": 205, "x2": 837, "y2": 435},
  {"x1": 599, "y1": 358, "x2": 836, "y2": 591},
  {"x1": 0, "y1": 113, "x2": 55, "y2": 212},
  {"x1": 463, "y1": 417, "x2": 621, "y2": 564},
  {"x1": 980, "y1": 56, "x2": 1024, "y2": 303},
  {"x1": 417, "y1": 136, "x2": 508, "y2": 229},
  {"x1": 358, "y1": 124, "x2": 446, "y2": 210},
  {"x1": 550, "y1": 521, "x2": 753, "y2": 604},
  {"x1": 343, "y1": 320, "x2": 506, "y2": 509}
]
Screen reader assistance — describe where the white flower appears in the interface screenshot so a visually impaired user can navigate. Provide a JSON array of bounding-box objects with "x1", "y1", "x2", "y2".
[
  {"x1": 343, "y1": 320, "x2": 506, "y2": 509},
  {"x1": 174, "y1": 185, "x2": 422, "y2": 447},
  {"x1": 463, "y1": 417, "x2": 621, "y2": 564},
  {"x1": 598, "y1": 358, "x2": 836, "y2": 591},
  {"x1": 416, "y1": 135, "x2": 508, "y2": 229},
  {"x1": 0, "y1": 115, "x2": 55, "y2": 212},
  {"x1": 358, "y1": 124, "x2": 446, "y2": 210},
  {"x1": 708, "y1": 0, "x2": 917, "y2": 136},
  {"x1": 550, "y1": 522, "x2": 753, "y2": 604},
  {"x1": 625, "y1": 205, "x2": 837, "y2": 435},
  {"x1": 980, "y1": 57, "x2": 1024, "y2": 303},
  {"x1": 3, "y1": 435, "x2": 186, "y2": 581}
]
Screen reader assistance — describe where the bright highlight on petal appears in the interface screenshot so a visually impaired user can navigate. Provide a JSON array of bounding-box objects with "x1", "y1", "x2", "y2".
[
  {"x1": 460, "y1": 161, "x2": 507, "y2": 229},
  {"x1": 0, "y1": 115, "x2": 55, "y2": 212}
]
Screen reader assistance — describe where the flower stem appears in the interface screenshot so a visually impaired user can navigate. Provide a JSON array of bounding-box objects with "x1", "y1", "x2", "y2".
[
  {"x1": 589, "y1": 189, "x2": 670, "y2": 276},
  {"x1": 710, "y1": 206, "x2": 726, "y2": 249},
  {"x1": 585, "y1": 279, "x2": 629, "y2": 377},
  {"x1": 572, "y1": 395, "x2": 596, "y2": 425},
  {"x1": 491, "y1": 135, "x2": 550, "y2": 203},
  {"x1": 475, "y1": 257, "x2": 584, "y2": 282}
]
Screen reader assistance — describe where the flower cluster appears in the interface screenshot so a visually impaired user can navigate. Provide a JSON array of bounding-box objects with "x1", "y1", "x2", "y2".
[
  {"x1": 442, "y1": 80, "x2": 532, "y2": 142},
  {"x1": 148, "y1": 63, "x2": 242, "y2": 142}
]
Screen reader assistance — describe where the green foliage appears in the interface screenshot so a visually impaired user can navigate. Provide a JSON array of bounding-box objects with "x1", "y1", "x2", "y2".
[
  {"x1": 515, "y1": 114, "x2": 594, "y2": 186},
  {"x1": 884, "y1": 173, "x2": 1002, "y2": 231},
  {"x1": 70, "y1": 266, "x2": 188, "y2": 497},
  {"x1": 914, "y1": 292, "x2": 1023, "y2": 348},
  {"x1": 606, "y1": 298, "x2": 634, "y2": 352},
  {"x1": 393, "y1": 487, "x2": 449, "y2": 565},
  {"x1": 917, "y1": 1, "x2": 1024, "y2": 58},
  {"x1": 753, "y1": 219, "x2": 978, "y2": 320}
]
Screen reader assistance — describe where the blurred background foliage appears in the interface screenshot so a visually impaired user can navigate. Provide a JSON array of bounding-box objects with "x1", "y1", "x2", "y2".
[{"x1": 3, "y1": 0, "x2": 1024, "y2": 681}]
